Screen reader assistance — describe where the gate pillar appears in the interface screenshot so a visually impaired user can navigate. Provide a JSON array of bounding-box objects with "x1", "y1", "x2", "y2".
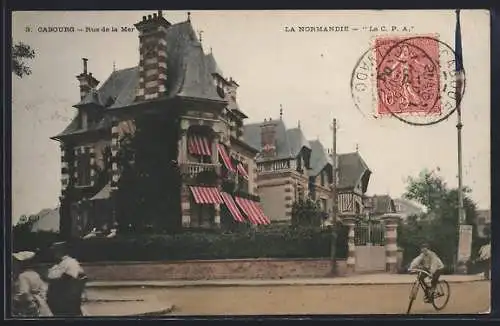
[
  {"x1": 382, "y1": 214, "x2": 402, "y2": 273},
  {"x1": 343, "y1": 216, "x2": 357, "y2": 274}
]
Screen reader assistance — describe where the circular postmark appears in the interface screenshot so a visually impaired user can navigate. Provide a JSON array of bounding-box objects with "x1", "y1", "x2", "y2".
[{"x1": 350, "y1": 35, "x2": 466, "y2": 126}]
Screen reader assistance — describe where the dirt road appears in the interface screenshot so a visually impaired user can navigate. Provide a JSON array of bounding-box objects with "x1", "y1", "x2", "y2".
[{"x1": 85, "y1": 281, "x2": 489, "y2": 315}]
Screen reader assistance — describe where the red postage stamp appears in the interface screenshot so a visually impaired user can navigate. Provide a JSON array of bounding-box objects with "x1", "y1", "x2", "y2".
[{"x1": 374, "y1": 35, "x2": 441, "y2": 117}]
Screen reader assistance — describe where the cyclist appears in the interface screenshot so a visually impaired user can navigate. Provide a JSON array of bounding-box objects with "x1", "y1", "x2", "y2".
[{"x1": 409, "y1": 243, "x2": 445, "y2": 302}]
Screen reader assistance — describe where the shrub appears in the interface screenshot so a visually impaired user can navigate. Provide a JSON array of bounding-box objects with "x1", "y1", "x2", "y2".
[{"x1": 21, "y1": 226, "x2": 346, "y2": 263}]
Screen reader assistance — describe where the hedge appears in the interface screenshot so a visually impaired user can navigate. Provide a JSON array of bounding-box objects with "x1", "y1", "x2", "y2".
[{"x1": 13, "y1": 225, "x2": 348, "y2": 263}]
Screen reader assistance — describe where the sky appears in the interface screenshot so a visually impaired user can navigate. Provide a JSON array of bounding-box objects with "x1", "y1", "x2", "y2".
[{"x1": 11, "y1": 10, "x2": 490, "y2": 223}]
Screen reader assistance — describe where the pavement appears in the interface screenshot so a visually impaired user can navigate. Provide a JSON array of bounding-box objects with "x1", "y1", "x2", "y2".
[
  {"x1": 86, "y1": 273, "x2": 485, "y2": 289},
  {"x1": 81, "y1": 273, "x2": 487, "y2": 316}
]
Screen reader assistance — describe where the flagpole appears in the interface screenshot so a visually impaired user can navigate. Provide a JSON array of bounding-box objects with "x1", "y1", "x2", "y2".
[{"x1": 454, "y1": 9, "x2": 469, "y2": 273}]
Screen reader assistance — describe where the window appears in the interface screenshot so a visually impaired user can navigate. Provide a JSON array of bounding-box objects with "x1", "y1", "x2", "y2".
[
  {"x1": 321, "y1": 198, "x2": 327, "y2": 212},
  {"x1": 320, "y1": 171, "x2": 325, "y2": 186},
  {"x1": 77, "y1": 149, "x2": 91, "y2": 186}
]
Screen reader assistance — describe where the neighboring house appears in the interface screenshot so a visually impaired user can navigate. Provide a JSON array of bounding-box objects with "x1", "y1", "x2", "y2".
[
  {"x1": 363, "y1": 195, "x2": 397, "y2": 220},
  {"x1": 393, "y1": 197, "x2": 426, "y2": 223},
  {"x1": 243, "y1": 117, "x2": 372, "y2": 223},
  {"x1": 337, "y1": 152, "x2": 372, "y2": 217},
  {"x1": 475, "y1": 209, "x2": 491, "y2": 238},
  {"x1": 15, "y1": 208, "x2": 60, "y2": 232},
  {"x1": 30, "y1": 208, "x2": 60, "y2": 233},
  {"x1": 243, "y1": 118, "x2": 314, "y2": 223},
  {"x1": 51, "y1": 11, "x2": 266, "y2": 239}
]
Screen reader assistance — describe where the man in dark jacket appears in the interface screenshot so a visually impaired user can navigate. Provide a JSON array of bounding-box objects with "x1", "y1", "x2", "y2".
[{"x1": 46, "y1": 242, "x2": 87, "y2": 316}]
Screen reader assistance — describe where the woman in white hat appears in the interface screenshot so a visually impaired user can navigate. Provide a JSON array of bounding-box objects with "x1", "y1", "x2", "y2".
[{"x1": 12, "y1": 251, "x2": 53, "y2": 317}]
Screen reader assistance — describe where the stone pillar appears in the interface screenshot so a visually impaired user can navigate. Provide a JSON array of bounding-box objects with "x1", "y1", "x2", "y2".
[
  {"x1": 181, "y1": 184, "x2": 191, "y2": 227},
  {"x1": 212, "y1": 135, "x2": 219, "y2": 164},
  {"x1": 59, "y1": 143, "x2": 72, "y2": 241},
  {"x1": 383, "y1": 215, "x2": 401, "y2": 273},
  {"x1": 110, "y1": 121, "x2": 120, "y2": 189},
  {"x1": 214, "y1": 203, "x2": 221, "y2": 227},
  {"x1": 344, "y1": 216, "x2": 357, "y2": 274},
  {"x1": 60, "y1": 143, "x2": 70, "y2": 194},
  {"x1": 89, "y1": 146, "x2": 96, "y2": 187},
  {"x1": 178, "y1": 131, "x2": 187, "y2": 163}
]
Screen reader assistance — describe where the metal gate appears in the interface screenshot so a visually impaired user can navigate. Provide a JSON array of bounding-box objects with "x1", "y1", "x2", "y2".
[
  {"x1": 354, "y1": 221, "x2": 386, "y2": 273},
  {"x1": 354, "y1": 222, "x2": 385, "y2": 246}
]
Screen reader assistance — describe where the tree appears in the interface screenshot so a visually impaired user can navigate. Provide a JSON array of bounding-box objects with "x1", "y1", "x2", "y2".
[
  {"x1": 12, "y1": 41, "x2": 36, "y2": 78},
  {"x1": 115, "y1": 112, "x2": 182, "y2": 234},
  {"x1": 398, "y1": 169, "x2": 480, "y2": 271},
  {"x1": 291, "y1": 198, "x2": 323, "y2": 227}
]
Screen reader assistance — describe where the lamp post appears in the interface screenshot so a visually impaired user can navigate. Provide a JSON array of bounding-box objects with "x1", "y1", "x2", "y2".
[{"x1": 330, "y1": 118, "x2": 338, "y2": 274}]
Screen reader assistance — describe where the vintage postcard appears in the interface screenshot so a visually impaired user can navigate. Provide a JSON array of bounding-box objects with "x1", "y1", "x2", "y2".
[{"x1": 11, "y1": 10, "x2": 490, "y2": 317}]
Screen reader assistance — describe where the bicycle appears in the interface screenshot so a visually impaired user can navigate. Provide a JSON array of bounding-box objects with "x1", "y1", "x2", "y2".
[{"x1": 407, "y1": 268, "x2": 450, "y2": 314}]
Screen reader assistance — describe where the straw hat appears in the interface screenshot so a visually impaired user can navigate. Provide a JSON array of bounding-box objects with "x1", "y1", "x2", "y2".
[{"x1": 12, "y1": 251, "x2": 36, "y2": 261}]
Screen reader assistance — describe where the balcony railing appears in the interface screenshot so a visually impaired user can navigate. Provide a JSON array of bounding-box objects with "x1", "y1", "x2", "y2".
[{"x1": 179, "y1": 161, "x2": 221, "y2": 177}]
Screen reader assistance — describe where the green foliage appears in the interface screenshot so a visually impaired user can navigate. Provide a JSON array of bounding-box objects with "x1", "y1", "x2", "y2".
[
  {"x1": 12, "y1": 229, "x2": 60, "y2": 253},
  {"x1": 12, "y1": 41, "x2": 36, "y2": 78},
  {"x1": 291, "y1": 198, "x2": 324, "y2": 227},
  {"x1": 399, "y1": 169, "x2": 481, "y2": 272},
  {"x1": 116, "y1": 113, "x2": 181, "y2": 234},
  {"x1": 16, "y1": 226, "x2": 345, "y2": 263}
]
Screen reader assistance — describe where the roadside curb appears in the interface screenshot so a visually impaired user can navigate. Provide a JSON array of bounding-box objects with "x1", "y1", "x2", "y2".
[
  {"x1": 86, "y1": 278, "x2": 486, "y2": 289},
  {"x1": 83, "y1": 302, "x2": 175, "y2": 316},
  {"x1": 131, "y1": 305, "x2": 176, "y2": 316}
]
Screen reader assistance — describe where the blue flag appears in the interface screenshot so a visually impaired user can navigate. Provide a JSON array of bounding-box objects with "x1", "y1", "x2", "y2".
[{"x1": 455, "y1": 9, "x2": 464, "y2": 72}]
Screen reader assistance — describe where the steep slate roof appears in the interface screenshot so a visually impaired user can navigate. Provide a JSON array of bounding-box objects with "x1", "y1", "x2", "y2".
[
  {"x1": 243, "y1": 120, "x2": 293, "y2": 160},
  {"x1": 286, "y1": 128, "x2": 311, "y2": 157},
  {"x1": 309, "y1": 139, "x2": 332, "y2": 176},
  {"x1": 55, "y1": 19, "x2": 223, "y2": 139},
  {"x1": 337, "y1": 152, "x2": 371, "y2": 190},
  {"x1": 204, "y1": 52, "x2": 224, "y2": 77}
]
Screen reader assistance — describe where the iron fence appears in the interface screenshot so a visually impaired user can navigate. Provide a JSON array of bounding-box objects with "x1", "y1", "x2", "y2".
[{"x1": 354, "y1": 222, "x2": 385, "y2": 246}]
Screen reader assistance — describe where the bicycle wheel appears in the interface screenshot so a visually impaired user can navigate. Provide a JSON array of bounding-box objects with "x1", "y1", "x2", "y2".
[
  {"x1": 407, "y1": 281, "x2": 419, "y2": 314},
  {"x1": 431, "y1": 280, "x2": 450, "y2": 311}
]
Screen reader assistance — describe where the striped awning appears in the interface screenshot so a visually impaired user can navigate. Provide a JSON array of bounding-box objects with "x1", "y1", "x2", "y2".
[
  {"x1": 252, "y1": 201, "x2": 271, "y2": 224},
  {"x1": 221, "y1": 192, "x2": 245, "y2": 222},
  {"x1": 190, "y1": 186, "x2": 223, "y2": 204},
  {"x1": 188, "y1": 135, "x2": 212, "y2": 156},
  {"x1": 235, "y1": 197, "x2": 270, "y2": 225},
  {"x1": 236, "y1": 163, "x2": 249, "y2": 180},
  {"x1": 217, "y1": 143, "x2": 235, "y2": 172}
]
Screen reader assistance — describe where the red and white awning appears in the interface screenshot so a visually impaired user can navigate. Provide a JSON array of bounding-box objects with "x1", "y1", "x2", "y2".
[
  {"x1": 252, "y1": 201, "x2": 271, "y2": 225},
  {"x1": 235, "y1": 197, "x2": 270, "y2": 225},
  {"x1": 217, "y1": 143, "x2": 235, "y2": 172},
  {"x1": 188, "y1": 135, "x2": 212, "y2": 156},
  {"x1": 190, "y1": 186, "x2": 223, "y2": 204},
  {"x1": 236, "y1": 163, "x2": 249, "y2": 180},
  {"x1": 221, "y1": 192, "x2": 245, "y2": 222}
]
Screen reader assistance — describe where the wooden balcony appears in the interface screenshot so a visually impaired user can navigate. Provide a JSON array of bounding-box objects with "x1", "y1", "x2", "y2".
[{"x1": 179, "y1": 161, "x2": 221, "y2": 177}]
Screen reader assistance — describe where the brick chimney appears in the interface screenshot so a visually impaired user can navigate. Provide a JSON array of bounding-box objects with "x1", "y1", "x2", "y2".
[
  {"x1": 76, "y1": 58, "x2": 99, "y2": 100},
  {"x1": 134, "y1": 10, "x2": 171, "y2": 102},
  {"x1": 260, "y1": 119, "x2": 277, "y2": 157}
]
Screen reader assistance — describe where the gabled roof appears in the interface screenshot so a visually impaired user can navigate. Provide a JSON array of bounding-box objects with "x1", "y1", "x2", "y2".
[{"x1": 337, "y1": 152, "x2": 371, "y2": 190}]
